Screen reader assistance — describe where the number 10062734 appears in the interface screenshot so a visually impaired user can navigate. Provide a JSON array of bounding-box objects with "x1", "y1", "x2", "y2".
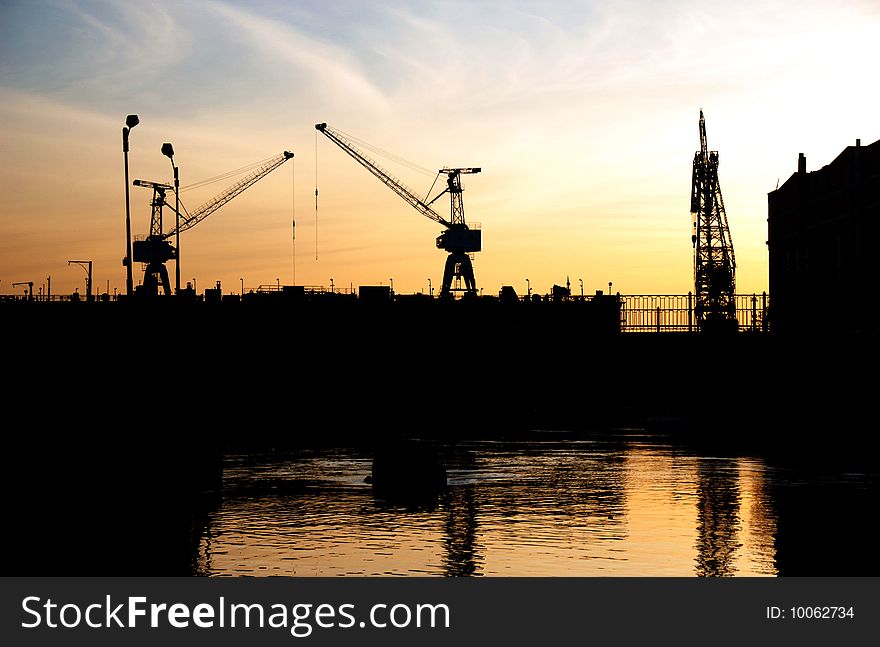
[{"x1": 766, "y1": 606, "x2": 855, "y2": 620}]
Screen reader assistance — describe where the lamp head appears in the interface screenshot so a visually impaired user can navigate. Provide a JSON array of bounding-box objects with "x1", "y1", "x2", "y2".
[
  {"x1": 161, "y1": 142, "x2": 175, "y2": 160},
  {"x1": 126, "y1": 114, "x2": 139, "y2": 129}
]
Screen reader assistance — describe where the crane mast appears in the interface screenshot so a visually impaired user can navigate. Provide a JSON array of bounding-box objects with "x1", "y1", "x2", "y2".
[
  {"x1": 132, "y1": 151, "x2": 294, "y2": 297},
  {"x1": 315, "y1": 123, "x2": 482, "y2": 298},
  {"x1": 690, "y1": 111, "x2": 737, "y2": 332},
  {"x1": 131, "y1": 179, "x2": 176, "y2": 296}
]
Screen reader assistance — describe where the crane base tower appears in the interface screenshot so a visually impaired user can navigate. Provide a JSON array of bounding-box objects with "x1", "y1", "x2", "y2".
[{"x1": 690, "y1": 111, "x2": 737, "y2": 332}]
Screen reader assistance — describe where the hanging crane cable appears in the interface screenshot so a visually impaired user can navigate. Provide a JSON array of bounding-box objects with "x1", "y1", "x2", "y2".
[
  {"x1": 315, "y1": 128, "x2": 319, "y2": 261},
  {"x1": 290, "y1": 154, "x2": 296, "y2": 286},
  {"x1": 312, "y1": 126, "x2": 443, "y2": 265}
]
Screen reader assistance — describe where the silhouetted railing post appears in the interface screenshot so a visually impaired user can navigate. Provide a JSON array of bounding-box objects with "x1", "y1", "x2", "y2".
[
  {"x1": 752, "y1": 294, "x2": 757, "y2": 331},
  {"x1": 762, "y1": 291, "x2": 768, "y2": 333},
  {"x1": 687, "y1": 291, "x2": 693, "y2": 333},
  {"x1": 656, "y1": 306, "x2": 661, "y2": 333}
]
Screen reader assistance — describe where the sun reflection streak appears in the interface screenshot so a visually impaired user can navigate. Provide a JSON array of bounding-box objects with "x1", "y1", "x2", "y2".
[{"x1": 195, "y1": 440, "x2": 785, "y2": 577}]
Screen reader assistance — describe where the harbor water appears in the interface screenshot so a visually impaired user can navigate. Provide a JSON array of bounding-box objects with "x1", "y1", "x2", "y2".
[{"x1": 193, "y1": 432, "x2": 879, "y2": 577}]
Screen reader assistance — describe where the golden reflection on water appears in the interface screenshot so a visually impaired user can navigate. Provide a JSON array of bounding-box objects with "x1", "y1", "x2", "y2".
[{"x1": 195, "y1": 439, "x2": 778, "y2": 577}]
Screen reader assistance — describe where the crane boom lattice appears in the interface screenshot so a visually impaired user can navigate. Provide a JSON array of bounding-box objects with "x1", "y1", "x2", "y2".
[
  {"x1": 690, "y1": 111, "x2": 737, "y2": 332},
  {"x1": 170, "y1": 151, "x2": 294, "y2": 236}
]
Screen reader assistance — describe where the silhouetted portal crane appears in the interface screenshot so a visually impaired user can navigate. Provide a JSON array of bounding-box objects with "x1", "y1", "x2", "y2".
[
  {"x1": 315, "y1": 123, "x2": 482, "y2": 298},
  {"x1": 132, "y1": 151, "x2": 294, "y2": 297}
]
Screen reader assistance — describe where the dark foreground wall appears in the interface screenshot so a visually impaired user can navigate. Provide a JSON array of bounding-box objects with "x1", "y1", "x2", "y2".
[{"x1": 2, "y1": 300, "x2": 876, "y2": 575}]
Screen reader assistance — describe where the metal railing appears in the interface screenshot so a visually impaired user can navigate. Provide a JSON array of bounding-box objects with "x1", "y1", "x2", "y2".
[
  {"x1": 620, "y1": 292, "x2": 769, "y2": 333},
  {"x1": 0, "y1": 293, "x2": 116, "y2": 303},
  {"x1": 2, "y1": 288, "x2": 771, "y2": 333}
]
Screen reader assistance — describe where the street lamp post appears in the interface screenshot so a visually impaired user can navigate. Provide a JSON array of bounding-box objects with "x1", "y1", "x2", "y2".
[
  {"x1": 526, "y1": 278, "x2": 531, "y2": 298},
  {"x1": 428, "y1": 278, "x2": 432, "y2": 297},
  {"x1": 161, "y1": 143, "x2": 180, "y2": 294},
  {"x1": 123, "y1": 114, "x2": 139, "y2": 297},
  {"x1": 579, "y1": 278, "x2": 583, "y2": 298},
  {"x1": 240, "y1": 277, "x2": 244, "y2": 296},
  {"x1": 68, "y1": 260, "x2": 93, "y2": 302},
  {"x1": 390, "y1": 278, "x2": 394, "y2": 295}
]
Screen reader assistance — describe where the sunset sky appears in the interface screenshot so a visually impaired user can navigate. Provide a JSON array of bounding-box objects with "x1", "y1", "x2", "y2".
[{"x1": 2, "y1": 0, "x2": 878, "y2": 297}]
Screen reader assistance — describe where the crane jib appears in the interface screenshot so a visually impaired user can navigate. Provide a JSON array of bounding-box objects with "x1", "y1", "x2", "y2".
[
  {"x1": 168, "y1": 151, "x2": 294, "y2": 236},
  {"x1": 315, "y1": 123, "x2": 457, "y2": 229}
]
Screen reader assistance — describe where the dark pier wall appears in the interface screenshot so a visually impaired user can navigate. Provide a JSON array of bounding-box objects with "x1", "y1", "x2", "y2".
[{"x1": 3, "y1": 300, "x2": 875, "y2": 575}]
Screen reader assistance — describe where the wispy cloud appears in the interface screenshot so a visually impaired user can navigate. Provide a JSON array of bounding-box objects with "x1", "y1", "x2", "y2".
[
  {"x1": 1, "y1": 0, "x2": 187, "y2": 103},
  {"x1": 1, "y1": 0, "x2": 878, "y2": 294},
  {"x1": 205, "y1": 0, "x2": 392, "y2": 116}
]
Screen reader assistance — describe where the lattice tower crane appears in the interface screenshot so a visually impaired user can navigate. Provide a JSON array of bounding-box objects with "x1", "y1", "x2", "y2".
[
  {"x1": 132, "y1": 151, "x2": 294, "y2": 296},
  {"x1": 315, "y1": 123, "x2": 482, "y2": 298},
  {"x1": 690, "y1": 111, "x2": 737, "y2": 331}
]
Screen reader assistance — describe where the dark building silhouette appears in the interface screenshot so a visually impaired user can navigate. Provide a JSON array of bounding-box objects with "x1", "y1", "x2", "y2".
[{"x1": 767, "y1": 138, "x2": 880, "y2": 333}]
